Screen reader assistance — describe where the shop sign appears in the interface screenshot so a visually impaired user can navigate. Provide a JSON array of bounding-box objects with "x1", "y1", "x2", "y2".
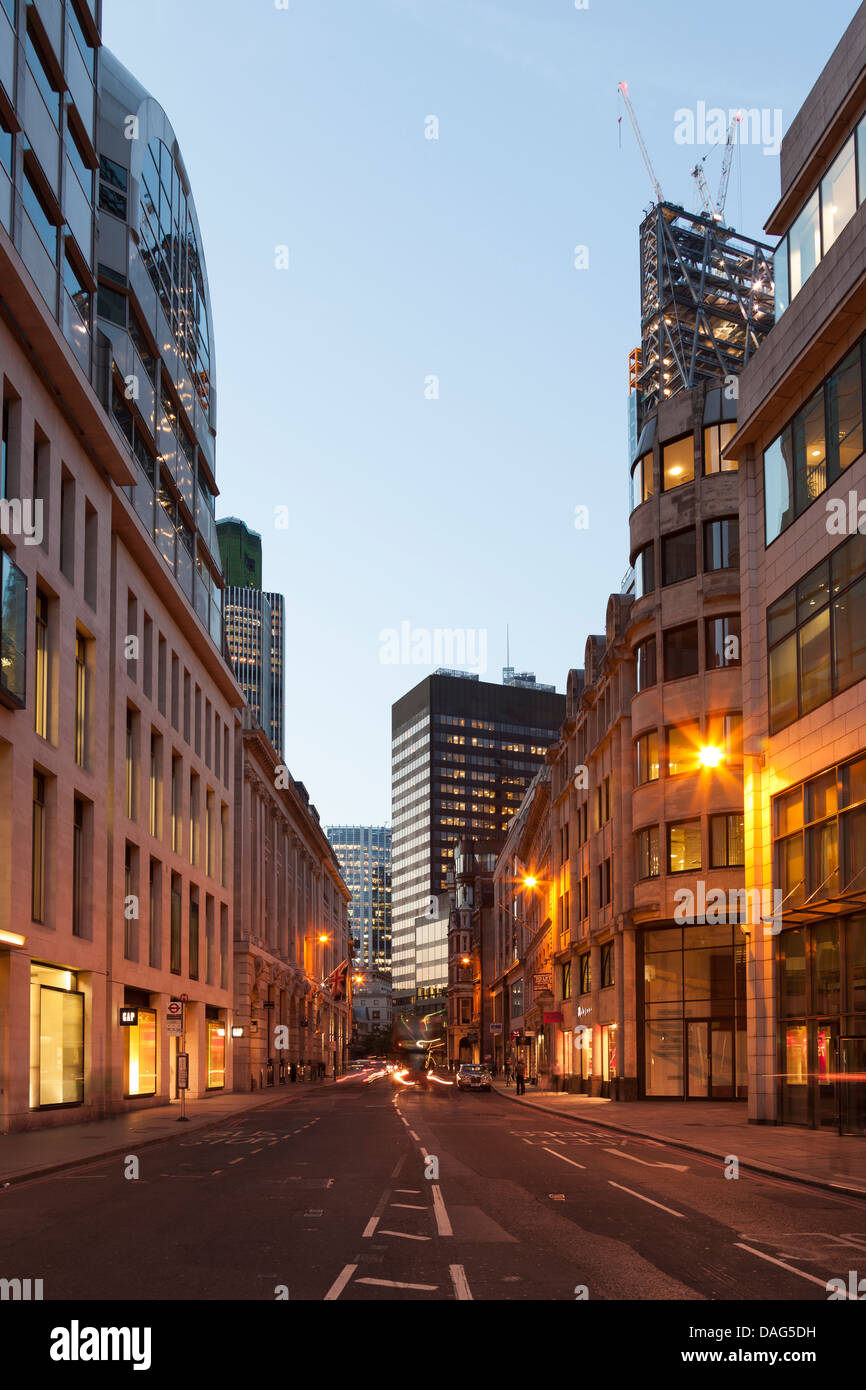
[
  {"x1": 533, "y1": 972, "x2": 553, "y2": 992},
  {"x1": 544, "y1": 1011, "x2": 563, "y2": 1023},
  {"x1": 119, "y1": 1007, "x2": 138, "y2": 1027},
  {"x1": 490, "y1": 1023, "x2": 503, "y2": 1034}
]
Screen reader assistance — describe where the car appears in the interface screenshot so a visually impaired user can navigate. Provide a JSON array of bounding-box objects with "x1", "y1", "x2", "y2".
[{"x1": 456, "y1": 1063, "x2": 492, "y2": 1092}]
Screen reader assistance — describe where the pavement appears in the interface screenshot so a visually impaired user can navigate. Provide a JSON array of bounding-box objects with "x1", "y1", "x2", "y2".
[
  {"x1": 490, "y1": 1081, "x2": 866, "y2": 1198},
  {"x1": 0, "y1": 1079, "x2": 336, "y2": 1186},
  {"x1": 1, "y1": 1076, "x2": 864, "y2": 1304}
]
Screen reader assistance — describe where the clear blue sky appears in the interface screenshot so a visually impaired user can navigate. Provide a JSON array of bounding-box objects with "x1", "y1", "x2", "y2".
[{"x1": 103, "y1": 0, "x2": 858, "y2": 825}]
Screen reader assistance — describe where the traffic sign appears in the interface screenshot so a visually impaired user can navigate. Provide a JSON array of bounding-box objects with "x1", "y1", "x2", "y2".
[{"x1": 167, "y1": 1001, "x2": 184, "y2": 1036}]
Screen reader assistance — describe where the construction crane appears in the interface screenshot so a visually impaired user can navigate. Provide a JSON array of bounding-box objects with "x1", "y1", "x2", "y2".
[
  {"x1": 691, "y1": 112, "x2": 740, "y2": 223},
  {"x1": 617, "y1": 81, "x2": 663, "y2": 206}
]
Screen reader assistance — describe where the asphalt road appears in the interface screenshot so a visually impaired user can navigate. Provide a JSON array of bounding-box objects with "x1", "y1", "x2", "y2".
[{"x1": 1, "y1": 1077, "x2": 864, "y2": 1301}]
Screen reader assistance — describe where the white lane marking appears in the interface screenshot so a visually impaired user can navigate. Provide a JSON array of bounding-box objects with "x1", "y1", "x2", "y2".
[
  {"x1": 541, "y1": 1146, "x2": 587, "y2": 1170},
  {"x1": 521, "y1": 1139, "x2": 535, "y2": 1146},
  {"x1": 229, "y1": 1157, "x2": 245, "y2": 1165},
  {"x1": 604, "y1": 1147, "x2": 688, "y2": 1172},
  {"x1": 324, "y1": 1264, "x2": 357, "y2": 1301},
  {"x1": 211, "y1": 1169, "x2": 223, "y2": 1175},
  {"x1": 450, "y1": 1264, "x2": 473, "y2": 1301},
  {"x1": 432, "y1": 1184, "x2": 453, "y2": 1236},
  {"x1": 734, "y1": 1242, "x2": 855, "y2": 1295},
  {"x1": 252, "y1": 1148, "x2": 263, "y2": 1154},
  {"x1": 379, "y1": 1230, "x2": 431, "y2": 1241},
  {"x1": 362, "y1": 1189, "x2": 391, "y2": 1239},
  {"x1": 356, "y1": 1278, "x2": 438, "y2": 1291},
  {"x1": 391, "y1": 1203, "x2": 426, "y2": 1210},
  {"x1": 409, "y1": 1129, "x2": 420, "y2": 1141},
  {"x1": 608, "y1": 1181, "x2": 686, "y2": 1218},
  {"x1": 831, "y1": 1181, "x2": 866, "y2": 1195},
  {"x1": 396, "y1": 1188, "x2": 421, "y2": 1194},
  {"x1": 390, "y1": 1157, "x2": 406, "y2": 1178}
]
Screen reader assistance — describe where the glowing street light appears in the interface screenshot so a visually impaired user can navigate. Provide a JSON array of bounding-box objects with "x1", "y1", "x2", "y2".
[
  {"x1": 523, "y1": 875, "x2": 538, "y2": 889},
  {"x1": 698, "y1": 745, "x2": 724, "y2": 769}
]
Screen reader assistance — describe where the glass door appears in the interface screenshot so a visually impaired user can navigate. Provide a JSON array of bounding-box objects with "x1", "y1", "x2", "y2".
[
  {"x1": 816, "y1": 1022, "x2": 839, "y2": 1129},
  {"x1": 687, "y1": 1021, "x2": 708, "y2": 1097},
  {"x1": 839, "y1": 1037, "x2": 866, "y2": 1135}
]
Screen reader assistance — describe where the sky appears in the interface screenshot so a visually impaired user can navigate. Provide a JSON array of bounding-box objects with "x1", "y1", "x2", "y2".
[{"x1": 103, "y1": 0, "x2": 860, "y2": 826}]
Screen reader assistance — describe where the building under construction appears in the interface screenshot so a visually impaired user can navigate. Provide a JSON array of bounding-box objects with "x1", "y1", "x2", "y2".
[{"x1": 635, "y1": 202, "x2": 775, "y2": 428}]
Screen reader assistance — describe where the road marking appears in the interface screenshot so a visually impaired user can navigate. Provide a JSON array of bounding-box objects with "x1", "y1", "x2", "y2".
[
  {"x1": 362, "y1": 1190, "x2": 391, "y2": 1238},
  {"x1": 541, "y1": 1146, "x2": 587, "y2": 1170},
  {"x1": 324, "y1": 1264, "x2": 357, "y2": 1301},
  {"x1": 522, "y1": 1139, "x2": 535, "y2": 1146},
  {"x1": 379, "y1": 1230, "x2": 431, "y2": 1241},
  {"x1": 450, "y1": 1265, "x2": 473, "y2": 1301},
  {"x1": 734, "y1": 1242, "x2": 853, "y2": 1294},
  {"x1": 432, "y1": 1184, "x2": 453, "y2": 1236},
  {"x1": 391, "y1": 1203, "x2": 426, "y2": 1210},
  {"x1": 604, "y1": 1147, "x2": 688, "y2": 1172},
  {"x1": 396, "y1": 1188, "x2": 420, "y2": 1194},
  {"x1": 831, "y1": 1181, "x2": 866, "y2": 1195},
  {"x1": 211, "y1": 1169, "x2": 223, "y2": 1175},
  {"x1": 252, "y1": 1148, "x2": 263, "y2": 1154},
  {"x1": 356, "y1": 1278, "x2": 438, "y2": 1291},
  {"x1": 229, "y1": 1157, "x2": 245, "y2": 1166},
  {"x1": 409, "y1": 1129, "x2": 420, "y2": 1141},
  {"x1": 608, "y1": 1181, "x2": 686, "y2": 1218},
  {"x1": 391, "y1": 1156, "x2": 406, "y2": 1178}
]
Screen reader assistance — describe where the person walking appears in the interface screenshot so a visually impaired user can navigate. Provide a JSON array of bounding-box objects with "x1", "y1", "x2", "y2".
[
  {"x1": 514, "y1": 1057, "x2": 526, "y2": 1096},
  {"x1": 289, "y1": 1061, "x2": 297, "y2": 1084}
]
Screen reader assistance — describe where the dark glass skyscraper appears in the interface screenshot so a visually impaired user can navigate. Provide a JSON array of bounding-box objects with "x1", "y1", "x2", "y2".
[
  {"x1": 391, "y1": 671, "x2": 565, "y2": 1007},
  {"x1": 326, "y1": 826, "x2": 391, "y2": 973},
  {"x1": 217, "y1": 516, "x2": 285, "y2": 760}
]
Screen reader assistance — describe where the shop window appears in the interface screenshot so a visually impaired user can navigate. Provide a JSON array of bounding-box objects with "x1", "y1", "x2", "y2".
[
  {"x1": 207, "y1": 1019, "x2": 226, "y2": 1089},
  {"x1": 29, "y1": 964, "x2": 84, "y2": 1107},
  {"x1": 125, "y1": 1008, "x2": 157, "y2": 1097}
]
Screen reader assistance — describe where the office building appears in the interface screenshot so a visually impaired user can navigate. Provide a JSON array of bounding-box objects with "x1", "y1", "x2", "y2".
[
  {"x1": 391, "y1": 670, "x2": 565, "y2": 1009},
  {"x1": 326, "y1": 825, "x2": 391, "y2": 972},
  {"x1": 217, "y1": 516, "x2": 285, "y2": 760}
]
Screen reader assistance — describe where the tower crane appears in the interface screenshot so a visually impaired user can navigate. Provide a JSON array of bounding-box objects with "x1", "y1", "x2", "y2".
[
  {"x1": 617, "y1": 81, "x2": 663, "y2": 205},
  {"x1": 691, "y1": 112, "x2": 741, "y2": 223}
]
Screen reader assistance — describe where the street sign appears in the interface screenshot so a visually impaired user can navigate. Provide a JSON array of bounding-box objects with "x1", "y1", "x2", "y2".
[
  {"x1": 490, "y1": 1023, "x2": 503, "y2": 1034},
  {"x1": 167, "y1": 1001, "x2": 184, "y2": 1036},
  {"x1": 177, "y1": 1053, "x2": 189, "y2": 1090},
  {"x1": 533, "y1": 972, "x2": 553, "y2": 992},
  {"x1": 119, "y1": 1007, "x2": 138, "y2": 1027}
]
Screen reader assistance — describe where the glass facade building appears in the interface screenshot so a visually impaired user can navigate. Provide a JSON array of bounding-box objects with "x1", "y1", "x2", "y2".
[
  {"x1": 391, "y1": 672, "x2": 565, "y2": 1008},
  {"x1": 217, "y1": 517, "x2": 285, "y2": 760},
  {"x1": 326, "y1": 826, "x2": 391, "y2": 972}
]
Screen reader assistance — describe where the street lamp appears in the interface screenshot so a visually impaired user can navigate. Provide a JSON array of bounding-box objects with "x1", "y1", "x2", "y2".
[{"x1": 698, "y1": 744, "x2": 724, "y2": 769}]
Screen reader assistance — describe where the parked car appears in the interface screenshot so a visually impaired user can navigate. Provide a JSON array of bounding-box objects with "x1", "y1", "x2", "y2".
[{"x1": 456, "y1": 1063, "x2": 492, "y2": 1092}]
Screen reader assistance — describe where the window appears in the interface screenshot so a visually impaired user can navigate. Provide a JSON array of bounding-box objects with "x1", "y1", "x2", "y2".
[
  {"x1": 704, "y1": 421, "x2": 737, "y2": 474},
  {"x1": 68, "y1": 1, "x2": 96, "y2": 76},
  {"x1": 149, "y1": 860, "x2": 161, "y2": 969},
  {"x1": 125, "y1": 1009, "x2": 157, "y2": 1097},
  {"x1": 25, "y1": 23, "x2": 60, "y2": 124},
  {"x1": 170, "y1": 874, "x2": 182, "y2": 974},
  {"x1": 601, "y1": 942, "x2": 614, "y2": 988},
  {"x1": 599, "y1": 856, "x2": 612, "y2": 907},
  {"x1": 788, "y1": 190, "x2": 821, "y2": 300},
  {"x1": 668, "y1": 821, "x2": 702, "y2": 873},
  {"x1": 579, "y1": 952, "x2": 591, "y2": 995},
  {"x1": 635, "y1": 730, "x2": 659, "y2": 784},
  {"x1": 125, "y1": 708, "x2": 137, "y2": 818},
  {"x1": 774, "y1": 756, "x2": 866, "y2": 904},
  {"x1": 663, "y1": 623, "x2": 699, "y2": 680},
  {"x1": 0, "y1": 550, "x2": 27, "y2": 707},
  {"x1": 662, "y1": 528, "x2": 696, "y2": 586},
  {"x1": 704, "y1": 517, "x2": 739, "y2": 571},
  {"x1": 767, "y1": 532, "x2": 866, "y2": 732},
  {"x1": 124, "y1": 843, "x2": 138, "y2": 959},
  {"x1": 635, "y1": 636, "x2": 657, "y2": 691},
  {"x1": 710, "y1": 813, "x2": 745, "y2": 868},
  {"x1": 74, "y1": 634, "x2": 87, "y2": 766},
  {"x1": 22, "y1": 168, "x2": 56, "y2": 258},
  {"x1": 667, "y1": 722, "x2": 701, "y2": 776},
  {"x1": 636, "y1": 825, "x2": 660, "y2": 880},
  {"x1": 150, "y1": 733, "x2": 161, "y2": 836},
  {"x1": 706, "y1": 614, "x2": 741, "y2": 668},
  {"x1": 631, "y1": 452, "x2": 654, "y2": 508},
  {"x1": 189, "y1": 887, "x2": 199, "y2": 981},
  {"x1": 32, "y1": 771, "x2": 46, "y2": 921},
  {"x1": 99, "y1": 155, "x2": 128, "y2": 219},
  {"x1": 63, "y1": 254, "x2": 91, "y2": 326},
  {"x1": 662, "y1": 435, "x2": 695, "y2": 490},
  {"x1": 189, "y1": 772, "x2": 200, "y2": 866},
  {"x1": 206, "y1": 1019, "x2": 226, "y2": 1089},
  {"x1": 34, "y1": 590, "x2": 49, "y2": 738},
  {"x1": 29, "y1": 964, "x2": 84, "y2": 1107},
  {"x1": 561, "y1": 961, "x2": 572, "y2": 999},
  {"x1": 171, "y1": 755, "x2": 182, "y2": 853},
  {"x1": 633, "y1": 542, "x2": 654, "y2": 599},
  {"x1": 72, "y1": 798, "x2": 85, "y2": 935},
  {"x1": 764, "y1": 341, "x2": 865, "y2": 542}
]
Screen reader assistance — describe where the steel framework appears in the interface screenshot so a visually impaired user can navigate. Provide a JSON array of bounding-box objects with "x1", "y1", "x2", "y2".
[{"x1": 637, "y1": 202, "x2": 775, "y2": 427}]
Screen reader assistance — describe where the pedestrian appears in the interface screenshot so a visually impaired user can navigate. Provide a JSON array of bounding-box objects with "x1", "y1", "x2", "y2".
[
  {"x1": 514, "y1": 1057, "x2": 526, "y2": 1096},
  {"x1": 552, "y1": 1059, "x2": 562, "y2": 1094},
  {"x1": 505, "y1": 1060, "x2": 512, "y2": 1087},
  {"x1": 290, "y1": 1061, "x2": 297, "y2": 1084}
]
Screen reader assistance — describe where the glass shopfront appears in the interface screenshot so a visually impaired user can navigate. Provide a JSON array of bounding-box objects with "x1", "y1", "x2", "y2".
[
  {"x1": 641, "y1": 926, "x2": 747, "y2": 1099},
  {"x1": 206, "y1": 1017, "x2": 226, "y2": 1089},
  {"x1": 601, "y1": 1023, "x2": 617, "y2": 1097},
  {"x1": 125, "y1": 1008, "x2": 157, "y2": 1097},
  {"x1": 779, "y1": 915, "x2": 866, "y2": 1129},
  {"x1": 29, "y1": 963, "x2": 85, "y2": 1108},
  {"x1": 574, "y1": 1024, "x2": 592, "y2": 1092}
]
